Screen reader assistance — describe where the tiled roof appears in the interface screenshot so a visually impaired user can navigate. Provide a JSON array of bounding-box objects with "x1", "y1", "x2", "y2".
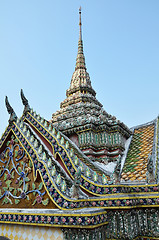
[{"x1": 121, "y1": 123, "x2": 155, "y2": 182}]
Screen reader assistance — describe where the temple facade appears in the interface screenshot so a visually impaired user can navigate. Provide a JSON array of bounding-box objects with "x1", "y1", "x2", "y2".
[{"x1": 0, "y1": 8, "x2": 159, "y2": 240}]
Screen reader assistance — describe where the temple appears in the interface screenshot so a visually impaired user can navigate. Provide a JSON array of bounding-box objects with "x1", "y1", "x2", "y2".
[{"x1": 0, "y1": 8, "x2": 159, "y2": 240}]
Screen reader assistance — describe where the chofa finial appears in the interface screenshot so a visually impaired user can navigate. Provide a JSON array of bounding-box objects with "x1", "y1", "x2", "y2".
[
  {"x1": 5, "y1": 96, "x2": 17, "y2": 124},
  {"x1": 20, "y1": 89, "x2": 31, "y2": 115}
]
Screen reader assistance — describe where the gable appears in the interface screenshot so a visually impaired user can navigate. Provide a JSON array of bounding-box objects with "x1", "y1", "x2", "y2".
[{"x1": 0, "y1": 131, "x2": 56, "y2": 209}]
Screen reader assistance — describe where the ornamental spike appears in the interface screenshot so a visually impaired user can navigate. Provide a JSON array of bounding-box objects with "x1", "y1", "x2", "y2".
[
  {"x1": 61, "y1": 180, "x2": 66, "y2": 192},
  {"x1": 86, "y1": 167, "x2": 91, "y2": 178},
  {"x1": 51, "y1": 166, "x2": 56, "y2": 176},
  {"x1": 42, "y1": 152, "x2": 46, "y2": 161},
  {"x1": 44, "y1": 121, "x2": 48, "y2": 128},
  {"x1": 22, "y1": 125, "x2": 27, "y2": 133},
  {"x1": 48, "y1": 124, "x2": 52, "y2": 131},
  {"x1": 30, "y1": 135, "x2": 34, "y2": 143},
  {"x1": 20, "y1": 89, "x2": 31, "y2": 115},
  {"x1": 75, "y1": 7, "x2": 86, "y2": 71},
  {"x1": 47, "y1": 158, "x2": 52, "y2": 168},
  {"x1": 20, "y1": 120, "x2": 23, "y2": 129},
  {"x1": 5, "y1": 96, "x2": 17, "y2": 124},
  {"x1": 56, "y1": 173, "x2": 61, "y2": 185},
  {"x1": 26, "y1": 130, "x2": 30, "y2": 138},
  {"x1": 38, "y1": 145, "x2": 42, "y2": 154},
  {"x1": 34, "y1": 139, "x2": 38, "y2": 148}
]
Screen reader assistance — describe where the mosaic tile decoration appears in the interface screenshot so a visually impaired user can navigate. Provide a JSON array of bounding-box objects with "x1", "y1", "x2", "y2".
[
  {"x1": 122, "y1": 123, "x2": 155, "y2": 181},
  {"x1": 0, "y1": 224, "x2": 63, "y2": 240}
]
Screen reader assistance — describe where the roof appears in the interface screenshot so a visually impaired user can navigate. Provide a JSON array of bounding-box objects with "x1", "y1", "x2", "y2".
[
  {"x1": 1, "y1": 92, "x2": 159, "y2": 205},
  {"x1": 1, "y1": 95, "x2": 159, "y2": 234},
  {"x1": 121, "y1": 120, "x2": 156, "y2": 182}
]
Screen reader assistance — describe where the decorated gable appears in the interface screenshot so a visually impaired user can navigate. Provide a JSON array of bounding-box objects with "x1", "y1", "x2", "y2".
[{"x1": 0, "y1": 132, "x2": 54, "y2": 208}]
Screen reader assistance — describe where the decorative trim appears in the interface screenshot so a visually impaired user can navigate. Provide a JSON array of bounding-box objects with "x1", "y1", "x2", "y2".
[
  {"x1": 0, "y1": 209, "x2": 108, "y2": 228},
  {"x1": 25, "y1": 112, "x2": 159, "y2": 196}
]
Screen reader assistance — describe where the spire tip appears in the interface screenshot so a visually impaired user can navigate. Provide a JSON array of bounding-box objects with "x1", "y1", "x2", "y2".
[{"x1": 79, "y1": 6, "x2": 82, "y2": 40}]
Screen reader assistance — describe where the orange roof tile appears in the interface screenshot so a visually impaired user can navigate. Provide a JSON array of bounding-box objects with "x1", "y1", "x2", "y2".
[{"x1": 121, "y1": 123, "x2": 155, "y2": 182}]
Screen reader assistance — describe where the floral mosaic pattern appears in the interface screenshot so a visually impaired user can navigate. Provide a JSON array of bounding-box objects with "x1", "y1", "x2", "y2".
[
  {"x1": 0, "y1": 134, "x2": 49, "y2": 207},
  {"x1": 0, "y1": 211, "x2": 108, "y2": 228}
]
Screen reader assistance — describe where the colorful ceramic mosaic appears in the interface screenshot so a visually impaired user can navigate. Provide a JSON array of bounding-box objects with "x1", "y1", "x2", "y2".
[
  {"x1": 105, "y1": 209, "x2": 159, "y2": 240},
  {"x1": 51, "y1": 10, "x2": 131, "y2": 163},
  {"x1": 1, "y1": 8, "x2": 159, "y2": 240},
  {"x1": 0, "y1": 209, "x2": 108, "y2": 228},
  {"x1": 122, "y1": 123, "x2": 155, "y2": 181},
  {"x1": 0, "y1": 134, "x2": 51, "y2": 208}
]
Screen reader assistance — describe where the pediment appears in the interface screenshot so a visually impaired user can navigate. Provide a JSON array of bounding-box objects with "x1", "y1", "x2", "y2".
[{"x1": 0, "y1": 130, "x2": 56, "y2": 209}]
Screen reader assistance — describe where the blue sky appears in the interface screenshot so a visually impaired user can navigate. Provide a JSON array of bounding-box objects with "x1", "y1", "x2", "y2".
[{"x1": 0, "y1": 1, "x2": 159, "y2": 136}]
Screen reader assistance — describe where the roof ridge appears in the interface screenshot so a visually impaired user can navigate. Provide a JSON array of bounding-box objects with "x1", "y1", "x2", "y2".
[{"x1": 130, "y1": 119, "x2": 156, "y2": 131}]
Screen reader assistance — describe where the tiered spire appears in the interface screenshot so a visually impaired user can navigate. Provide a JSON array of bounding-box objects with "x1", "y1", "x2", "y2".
[
  {"x1": 58, "y1": 7, "x2": 103, "y2": 109},
  {"x1": 75, "y1": 7, "x2": 86, "y2": 70}
]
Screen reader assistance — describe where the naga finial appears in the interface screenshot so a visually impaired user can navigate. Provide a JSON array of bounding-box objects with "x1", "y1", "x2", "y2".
[
  {"x1": 20, "y1": 89, "x2": 31, "y2": 115},
  {"x1": 5, "y1": 96, "x2": 17, "y2": 124}
]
